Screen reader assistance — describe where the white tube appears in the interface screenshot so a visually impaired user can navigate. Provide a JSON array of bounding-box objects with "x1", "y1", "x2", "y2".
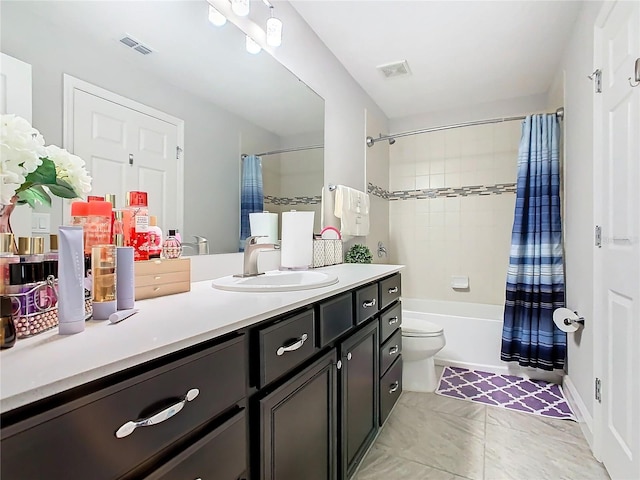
[
  {"x1": 116, "y1": 247, "x2": 135, "y2": 310},
  {"x1": 58, "y1": 226, "x2": 85, "y2": 334}
]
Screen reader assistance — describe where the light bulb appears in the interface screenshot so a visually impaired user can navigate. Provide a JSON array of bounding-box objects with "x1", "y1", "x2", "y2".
[
  {"x1": 208, "y1": 5, "x2": 227, "y2": 26},
  {"x1": 266, "y1": 16, "x2": 282, "y2": 47},
  {"x1": 246, "y1": 35, "x2": 261, "y2": 54},
  {"x1": 231, "y1": 0, "x2": 250, "y2": 17}
]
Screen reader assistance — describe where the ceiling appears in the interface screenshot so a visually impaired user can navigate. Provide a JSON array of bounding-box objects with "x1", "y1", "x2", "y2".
[{"x1": 291, "y1": 0, "x2": 583, "y2": 120}]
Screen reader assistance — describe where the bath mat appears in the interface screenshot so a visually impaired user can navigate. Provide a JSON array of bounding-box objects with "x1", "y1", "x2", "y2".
[{"x1": 435, "y1": 366, "x2": 576, "y2": 421}]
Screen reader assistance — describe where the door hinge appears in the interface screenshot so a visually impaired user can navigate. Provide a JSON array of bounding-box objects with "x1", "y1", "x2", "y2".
[
  {"x1": 588, "y1": 69, "x2": 602, "y2": 93},
  {"x1": 595, "y1": 225, "x2": 602, "y2": 248},
  {"x1": 129, "y1": 153, "x2": 134, "y2": 166},
  {"x1": 176, "y1": 146, "x2": 183, "y2": 160},
  {"x1": 595, "y1": 377, "x2": 602, "y2": 403}
]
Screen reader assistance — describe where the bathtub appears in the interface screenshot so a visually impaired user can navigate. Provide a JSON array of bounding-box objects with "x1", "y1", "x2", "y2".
[{"x1": 401, "y1": 298, "x2": 562, "y2": 383}]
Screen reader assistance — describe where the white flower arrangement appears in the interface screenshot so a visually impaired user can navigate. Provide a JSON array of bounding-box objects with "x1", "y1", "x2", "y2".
[{"x1": 0, "y1": 114, "x2": 92, "y2": 206}]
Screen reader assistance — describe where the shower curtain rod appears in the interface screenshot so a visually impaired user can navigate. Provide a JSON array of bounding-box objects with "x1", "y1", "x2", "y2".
[
  {"x1": 241, "y1": 144, "x2": 323, "y2": 159},
  {"x1": 366, "y1": 107, "x2": 565, "y2": 147}
]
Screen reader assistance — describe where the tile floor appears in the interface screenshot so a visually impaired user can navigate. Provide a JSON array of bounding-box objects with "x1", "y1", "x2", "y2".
[{"x1": 355, "y1": 390, "x2": 610, "y2": 480}]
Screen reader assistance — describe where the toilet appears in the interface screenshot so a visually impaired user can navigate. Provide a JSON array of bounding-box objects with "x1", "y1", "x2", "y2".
[{"x1": 401, "y1": 317, "x2": 446, "y2": 392}]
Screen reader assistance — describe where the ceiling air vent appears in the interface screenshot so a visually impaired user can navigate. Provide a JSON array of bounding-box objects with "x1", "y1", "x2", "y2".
[
  {"x1": 119, "y1": 35, "x2": 154, "y2": 55},
  {"x1": 376, "y1": 60, "x2": 411, "y2": 78}
]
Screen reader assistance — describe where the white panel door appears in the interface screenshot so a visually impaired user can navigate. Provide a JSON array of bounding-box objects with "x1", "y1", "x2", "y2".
[
  {"x1": 597, "y1": 1, "x2": 640, "y2": 479},
  {"x1": 0, "y1": 52, "x2": 33, "y2": 238},
  {"x1": 0, "y1": 53, "x2": 32, "y2": 122},
  {"x1": 71, "y1": 89, "x2": 180, "y2": 232}
]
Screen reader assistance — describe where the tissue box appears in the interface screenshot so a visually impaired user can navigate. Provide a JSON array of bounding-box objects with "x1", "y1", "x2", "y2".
[
  {"x1": 134, "y1": 258, "x2": 191, "y2": 300},
  {"x1": 312, "y1": 240, "x2": 343, "y2": 267}
]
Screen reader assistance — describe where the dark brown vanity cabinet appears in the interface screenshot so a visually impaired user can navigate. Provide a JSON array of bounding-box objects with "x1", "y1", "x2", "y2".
[
  {"x1": 1, "y1": 334, "x2": 248, "y2": 480},
  {"x1": 257, "y1": 350, "x2": 338, "y2": 480},
  {"x1": 339, "y1": 320, "x2": 379, "y2": 479}
]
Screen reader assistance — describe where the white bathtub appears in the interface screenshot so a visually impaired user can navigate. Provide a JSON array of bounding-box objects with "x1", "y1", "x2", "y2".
[{"x1": 402, "y1": 298, "x2": 562, "y2": 383}]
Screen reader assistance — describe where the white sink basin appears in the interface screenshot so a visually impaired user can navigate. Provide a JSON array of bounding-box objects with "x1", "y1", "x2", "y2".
[{"x1": 212, "y1": 270, "x2": 339, "y2": 292}]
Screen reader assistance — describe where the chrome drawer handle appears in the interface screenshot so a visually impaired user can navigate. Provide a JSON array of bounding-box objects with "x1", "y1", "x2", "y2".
[
  {"x1": 389, "y1": 382, "x2": 399, "y2": 394},
  {"x1": 115, "y1": 388, "x2": 200, "y2": 439},
  {"x1": 362, "y1": 298, "x2": 376, "y2": 308},
  {"x1": 276, "y1": 333, "x2": 308, "y2": 356},
  {"x1": 388, "y1": 286, "x2": 398, "y2": 294},
  {"x1": 388, "y1": 316, "x2": 399, "y2": 325},
  {"x1": 389, "y1": 345, "x2": 399, "y2": 355}
]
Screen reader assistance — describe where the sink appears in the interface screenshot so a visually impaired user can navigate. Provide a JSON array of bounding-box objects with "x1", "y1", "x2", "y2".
[{"x1": 212, "y1": 270, "x2": 338, "y2": 292}]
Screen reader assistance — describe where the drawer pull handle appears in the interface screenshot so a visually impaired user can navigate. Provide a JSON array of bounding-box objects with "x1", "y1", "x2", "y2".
[
  {"x1": 276, "y1": 333, "x2": 308, "y2": 356},
  {"x1": 388, "y1": 316, "x2": 399, "y2": 325},
  {"x1": 362, "y1": 298, "x2": 376, "y2": 308},
  {"x1": 389, "y1": 345, "x2": 399, "y2": 355},
  {"x1": 347, "y1": 352, "x2": 352, "y2": 361},
  {"x1": 153, "y1": 287, "x2": 161, "y2": 292},
  {"x1": 115, "y1": 388, "x2": 200, "y2": 439},
  {"x1": 154, "y1": 276, "x2": 162, "y2": 280},
  {"x1": 389, "y1": 381, "x2": 400, "y2": 394},
  {"x1": 388, "y1": 286, "x2": 399, "y2": 294}
]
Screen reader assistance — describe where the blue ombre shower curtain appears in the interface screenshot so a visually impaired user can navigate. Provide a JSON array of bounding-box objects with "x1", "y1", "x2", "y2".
[
  {"x1": 501, "y1": 114, "x2": 566, "y2": 371},
  {"x1": 239, "y1": 155, "x2": 263, "y2": 251}
]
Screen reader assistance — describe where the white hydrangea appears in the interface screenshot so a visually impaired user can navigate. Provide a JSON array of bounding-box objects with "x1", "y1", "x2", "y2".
[
  {"x1": 0, "y1": 114, "x2": 46, "y2": 205},
  {"x1": 45, "y1": 145, "x2": 92, "y2": 198}
]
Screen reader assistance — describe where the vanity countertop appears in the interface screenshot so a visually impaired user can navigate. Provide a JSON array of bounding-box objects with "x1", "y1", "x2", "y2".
[{"x1": 0, "y1": 263, "x2": 402, "y2": 414}]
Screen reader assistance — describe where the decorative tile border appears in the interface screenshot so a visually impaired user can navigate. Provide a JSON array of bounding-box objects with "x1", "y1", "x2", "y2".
[
  {"x1": 264, "y1": 195, "x2": 322, "y2": 206},
  {"x1": 386, "y1": 183, "x2": 516, "y2": 200},
  {"x1": 367, "y1": 183, "x2": 390, "y2": 199}
]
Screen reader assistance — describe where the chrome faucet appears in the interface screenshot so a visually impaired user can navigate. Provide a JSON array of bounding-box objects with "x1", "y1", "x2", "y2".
[
  {"x1": 235, "y1": 236, "x2": 278, "y2": 277},
  {"x1": 182, "y1": 235, "x2": 209, "y2": 255}
]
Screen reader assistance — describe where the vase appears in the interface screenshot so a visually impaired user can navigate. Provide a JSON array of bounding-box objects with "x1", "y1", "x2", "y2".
[{"x1": 0, "y1": 197, "x2": 18, "y2": 253}]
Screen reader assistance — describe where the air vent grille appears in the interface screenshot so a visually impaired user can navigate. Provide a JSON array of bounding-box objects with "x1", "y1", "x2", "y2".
[
  {"x1": 377, "y1": 60, "x2": 411, "y2": 78},
  {"x1": 119, "y1": 35, "x2": 154, "y2": 55}
]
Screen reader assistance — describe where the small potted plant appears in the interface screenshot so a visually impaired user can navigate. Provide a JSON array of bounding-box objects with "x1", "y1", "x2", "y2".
[{"x1": 345, "y1": 244, "x2": 373, "y2": 264}]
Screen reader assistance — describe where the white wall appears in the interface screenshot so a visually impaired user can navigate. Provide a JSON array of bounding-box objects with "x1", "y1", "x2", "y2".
[
  {"x1": 365, "y1": 109, "x2": 390, "y2": 263},
  {"x1": 550, "y1": 0, "x2": 603, "y2": 438}
]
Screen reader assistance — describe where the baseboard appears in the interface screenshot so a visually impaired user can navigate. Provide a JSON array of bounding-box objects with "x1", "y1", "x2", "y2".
[{"x1": 563, "y1": 375, "x2": 594, "y2": 450}]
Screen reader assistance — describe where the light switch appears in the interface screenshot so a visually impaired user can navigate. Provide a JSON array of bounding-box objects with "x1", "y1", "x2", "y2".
[{"x1": 31, "y1": 213, "x2": 51, "y2": 233}]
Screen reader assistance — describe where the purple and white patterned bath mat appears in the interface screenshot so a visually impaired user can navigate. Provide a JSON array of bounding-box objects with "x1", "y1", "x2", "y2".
[{"x1": 435, "y1": 366, "x2": 576, "y2": 421}]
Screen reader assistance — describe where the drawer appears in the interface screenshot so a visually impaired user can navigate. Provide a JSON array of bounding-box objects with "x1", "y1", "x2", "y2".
[
  {"x1": 134, "y1": 258, "x2": 190, "y2": 276},
  {"x1": 258, "y1": 309, "x2": 318, "y2": 388},
  {"x1": 317, "y1": 292, "x2": 353, "y2": 347},
  {"x1": 379, "y1": 274, "x2": 401, "y2": 310},
  {"x1": 354, "y1": 283, "x2": 379, "y2": 324},
  {"x1": 1, "y1": 336, "x2": 246, "y2": 480},
  {"x1": 135, "y1": 270, "x2": 190, "y2": 287},
  {"x1": 380, "y1": 328, "x2": 402, "y2": 376},
  {"x1": 135, "y1": 281, "x2": 190, "y2": 300},
  {"x1": 146, "y1": 410, "x2": 246, "y2": 480},
  {"x1": 380, "y1": 356, "x2": 402, "y2": 426},
  {"x1": 379, "y1": 302, "x2": 402, "y2": 344}
]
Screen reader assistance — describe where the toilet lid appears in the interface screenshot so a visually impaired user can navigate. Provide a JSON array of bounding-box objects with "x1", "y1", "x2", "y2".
[{"x1": 401, "y1": 317, "x2": 444, "y2": 337}]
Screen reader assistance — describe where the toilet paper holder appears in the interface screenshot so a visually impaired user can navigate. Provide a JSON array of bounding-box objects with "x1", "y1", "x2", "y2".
[{"x1": 553, "y1": 308, "x2": 585, "y2": 333}]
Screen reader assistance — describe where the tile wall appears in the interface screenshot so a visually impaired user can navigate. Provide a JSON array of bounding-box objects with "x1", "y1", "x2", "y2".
[{"x1": 388, "y1": 121, "x2": 521, "y2": 305}]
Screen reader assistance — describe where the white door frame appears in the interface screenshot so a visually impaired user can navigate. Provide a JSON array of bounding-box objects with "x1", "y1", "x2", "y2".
[
  {"x1": 62, "y1": 74, "x2": 185, "y2": 232},
  {"x1": 592, "y1": 0, "x2": 639, "y2": 467}
]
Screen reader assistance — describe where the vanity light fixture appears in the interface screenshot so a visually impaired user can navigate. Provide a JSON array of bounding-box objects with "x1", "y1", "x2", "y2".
[
  {"x1": 231, "y1": 0, "x2": 250, "y2": 17},
  {"x1": 266, "y1": 7, "x2": 282, "y2": 47},
  {"x1": 245, "y1": 35, "x2": 262, "y2": 54},
  {"x1": 208, "y1": 5, "x2": 227, "y2": 26}
]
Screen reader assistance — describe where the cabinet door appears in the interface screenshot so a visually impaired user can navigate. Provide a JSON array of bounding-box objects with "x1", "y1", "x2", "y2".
[
  {"x1": 259, "y1": 350, "x2": 338, "y2": 480},
  {"x1": 340, "y1": 320, "x2": 379, "y2": 479}
]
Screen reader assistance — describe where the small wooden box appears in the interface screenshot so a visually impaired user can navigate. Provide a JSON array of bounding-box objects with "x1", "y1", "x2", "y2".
[{"x1": 134, "y1": 258, "x2": 191, "y2": 300}]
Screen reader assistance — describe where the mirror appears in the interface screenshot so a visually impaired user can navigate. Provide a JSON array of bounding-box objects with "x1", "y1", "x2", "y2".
[{"x1": 0, "y1": 0, "x2": 324, "y2": 254}]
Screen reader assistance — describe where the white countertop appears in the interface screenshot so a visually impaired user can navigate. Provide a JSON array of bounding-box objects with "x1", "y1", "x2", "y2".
[{"x1": 0, "y1": 263, "x2": 402, "y2": 414}]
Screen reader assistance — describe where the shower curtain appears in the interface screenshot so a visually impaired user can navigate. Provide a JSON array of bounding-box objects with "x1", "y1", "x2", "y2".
[
  {"x1": 239, "y1": 155, "x2": 263, "y2": 251},
  {"x1": 501, "y1": 114, "x2": 566, "y2": 371}
]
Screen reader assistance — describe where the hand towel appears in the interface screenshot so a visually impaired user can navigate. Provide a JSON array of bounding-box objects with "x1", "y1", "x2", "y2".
[{"x1": 333, "y1": 185, "x2": 370, "y2": 237}]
